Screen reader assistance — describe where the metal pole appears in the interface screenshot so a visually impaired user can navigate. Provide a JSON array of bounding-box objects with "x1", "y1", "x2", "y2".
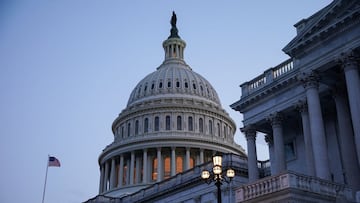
[
  {"x1": 42, "y1": 156, "x2": 49, "y2": 203},
  {"x1": 215, "y1": 175, "x2": 222, "y2": 203}
]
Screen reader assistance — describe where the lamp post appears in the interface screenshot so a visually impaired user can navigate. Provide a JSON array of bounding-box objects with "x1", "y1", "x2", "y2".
[{"x1": 201, "y1": 154, "x2": 235, "y2": 203}]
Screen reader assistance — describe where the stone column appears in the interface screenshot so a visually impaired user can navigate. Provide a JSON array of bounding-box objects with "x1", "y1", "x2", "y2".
[
  {"x1": 300, "y1": 72, "x2": 331, "y2": 180},
  {"x1": 242, "y1": 125, "x2": 258, "y2": 182},
  {"x1": 103, "y1": 161, "x2": 109, "y2": 191},
  {"x1": 171, "y1": 147, "x2": 176, "y2": 176},
  {"x1": 142, "y1": 149, "x2": 148, "y2": 184},
  {"x1": 333, "y1": 87, "x2": 360, "y2": 190},
  {"x1": 185, "y1": 147, "x2": 190, "y2": 170},
  {"x1": 130, "y1": 151, "x2": 135, "y2": 184},
  {"x1": 296, "y1": 100, "x2": 315, "y2": 176},
  {"x1": 341, "y1": 51, "x2": 360, "y2": 166},
  {"x1": 264, "y1": 134, "x2": 275, "y2": 175},
  {"x1": 200, "y1": 148, "x2": 204, "y2": 164},
  {"x1": 109, "y1": 158, "x2": 116, "y2": 189},
  {"x1": 157, "y1": 147, "x2": 162, "y2": 182},
  {"x1": 99, "y1": 164, "x2": 104, "y2": 193},
  {"x1": 268, "y1": 112, "x2": 286, "y2": 174},
  {"x1": 126, "y1": 159, "x2": 130, "y2": 185},
  {"x1": 118, "y1": 155, "x2": 124, "y2": 187},
  {"x1": 135, "y1": 156, "x2": 141, "y2": 184}
]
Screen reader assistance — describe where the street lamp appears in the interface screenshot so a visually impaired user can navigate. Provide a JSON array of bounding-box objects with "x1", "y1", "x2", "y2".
[{"x1": 201, "y1": 154, "x2": 235, "y2": 203}]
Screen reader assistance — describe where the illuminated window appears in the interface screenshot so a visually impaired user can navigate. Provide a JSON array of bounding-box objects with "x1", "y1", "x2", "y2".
[
  {"x1": 177, "y1": 116, "x2": 182, "y2": 130},
  {"x1": 144, "y1": 118, "x2": 149, "y2": 133},
  {"x1": 199, "y1": 118, "x2": 203, "y2": 133},
  {"x1": 164, "y1": 157, "x2": 171, "y2": 179},
  {"x1": 154, "y1": 116, "x2": 159, "y2": 131},
  {"x1": 176, "y1": 156, "x2": 183, "y2": 173},
  {"x1": 152, "y1": 158, "x2": 158, "y2": 181},
  {"x1": 166, "y1": 116, "x2": 171, "y2": 130},
  {"x1": 188, "y1": 116, "x2": 193, "y2": 131}
]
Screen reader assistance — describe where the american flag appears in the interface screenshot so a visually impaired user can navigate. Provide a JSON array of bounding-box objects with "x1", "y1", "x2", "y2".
[{"x1": 48, "y1": 156, "x2": 61, "y2": 167}]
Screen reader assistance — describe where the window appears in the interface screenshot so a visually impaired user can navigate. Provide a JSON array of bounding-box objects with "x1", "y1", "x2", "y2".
[
  {"x1": 164, "y1": 157, "x2": 171, "y2": 179},
  {"x1": 144, "y1": 118, "x2": 149, "y2": 133},
  {"x1": 223, "y1": 126, "x2": 227, "y2": 138},
  {"x1": 159, "y1": 82, "x2": 163, "y2": 88},
  {"x1": 177, "y1": 116, "x2": 182, "y2": 130},
  {"x1": 176, "y1": 81, "x2": 180, "y2": 88},
  {"x1": 151, "y1": 83, "x2": 155, "y2": 90},
  {"x1": 193, "y1": 83, "x2": 196, "y2": 89},
  {"x1": 199, "y1": 118, "x2": 203, "y2": 133},
  {"x1": 154, "y1": 116, "x2": 159, "y2": 131},
  {"x1": 185, "y1": 82, "x2": 188, "y2": 88},
  {"x1": 167, "y1": 81, "x2": 171, "y2": 88},
  {"x1": 166, "y1": 116, "x2": 171, "y2": 130},
  {"x1": 188, "y1": 116, "x2": 193, "y2": 131},
  {"x1": 217, "y1": 123, "x2": 220, "y2": 137},
  {"x1": 209, "y1": 120, "x2": 213, "y2": 135},
  {"x1": 135, "y1": 120, "x2": 139, "y2": 135},
  {"x1": 121, "y1": 126, "x2": 124, "y2": 138},
  {"x1": 152, "y1": 157, "x2": 158, "y2": 181},
  {"x1": 127, "y1": 123, "x2": 131, "y2": 137},
  {"x1": 176, "y1": 156, "x2": 183, "y2": 173}
]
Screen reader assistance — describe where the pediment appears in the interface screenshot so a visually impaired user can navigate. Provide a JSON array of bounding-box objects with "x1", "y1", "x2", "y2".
[{"x1": 283, "y1": 0, "x2": 360, "y2": 57}]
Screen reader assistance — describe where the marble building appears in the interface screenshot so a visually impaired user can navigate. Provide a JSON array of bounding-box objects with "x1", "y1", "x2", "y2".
[
  {"x1": 86, "y1": 12, "x2": 246, "y2": 202},
  {"x1": 232, "y1": 0, "x2": 360, "y2": 202},
  {"x1": 85, "y1": 0, "x2": 360, "y2": 202}
]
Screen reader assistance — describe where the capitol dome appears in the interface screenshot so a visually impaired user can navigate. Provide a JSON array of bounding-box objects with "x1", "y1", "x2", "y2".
[{"x1": 97, "y1": 12, "x2": 246, "y2": 198}]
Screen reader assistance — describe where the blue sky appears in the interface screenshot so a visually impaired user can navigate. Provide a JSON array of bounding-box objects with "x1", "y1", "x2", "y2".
[{"x1": 0, "y1": 1, "x2": 331, "y2": 202}]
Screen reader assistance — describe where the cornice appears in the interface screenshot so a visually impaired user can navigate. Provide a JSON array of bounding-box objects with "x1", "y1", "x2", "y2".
[
  {"x1": 283, "y1": 0, "x2": 360, "y2": 57},
  {"x1": 232, "y1": 69, "x2": 299, "y2": 112}
]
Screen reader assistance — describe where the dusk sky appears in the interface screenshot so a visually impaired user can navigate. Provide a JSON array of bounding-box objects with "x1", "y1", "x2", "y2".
[{"x1": 0, "y1": 1, "x2": 332, "y2": 202}]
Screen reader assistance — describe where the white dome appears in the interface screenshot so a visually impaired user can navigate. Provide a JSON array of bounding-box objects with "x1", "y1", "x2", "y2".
[
  {"x1": 127, "y1": 61, "x2": 221, "y2": 108},
  {"x1": 127, "y1": 37, "x2": 220, "y2": 108}
]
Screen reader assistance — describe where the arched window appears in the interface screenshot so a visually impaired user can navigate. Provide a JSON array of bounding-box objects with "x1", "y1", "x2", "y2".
[
  {"x1": 164, "y1": 157, "x2": 171, "y2": 179},
  {"x1": 144, "y1": 118, "x2": 149, "y2": 133},
  {"x1": 176, "y1": 81, "x2": 180, "y2": 88},
  {"x1": 121, "y1": 126, "x2": 124, "y2": 138},
  {"x1": 209, "y1": 120, "x2": 213, "y2": 135},
  {"x1": 167, "y1": 81, "x2": 171, "y2": 88},
  {"x1": 217, "y1": 123, "x2": 221, "y2": 137},
  {"x1": 176, "y1": 156, "x2": 183, "y2": 173},
  {"x1": 223, "y1": 125, "x2": 227, "y2": 138},
  {"x1": 127, "y1": 123, "x2": 131, "y2": 137},
  {"x1": 135, "y1": 120, "x2": 139, "y2": 135},
  {"x1": 166, "y1": 116, "x2": 171, "y2": 130},
  {"x1": 154, "y1": 116, "x2": 159, "y2": 131},
  {"x1": 185, "y1": 82, "x2": 188, "y2": 88},
  {"x1": 199, "y1": 118, "x2": 203, "y2": 133},
  {"x1": 188, "y1": 116, "x2": 193, "y2": 131},
  {"x1": 177, "y1": 116, "x2": 182, "y2": 130},
  {"x1": 159, "y1": 82, "x2": 163, "y2": 88}
]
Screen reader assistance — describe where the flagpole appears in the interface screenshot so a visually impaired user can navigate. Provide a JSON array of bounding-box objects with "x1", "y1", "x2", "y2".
[{"x1": 42, "y1": 155, "x2": 49, "y2": 203}]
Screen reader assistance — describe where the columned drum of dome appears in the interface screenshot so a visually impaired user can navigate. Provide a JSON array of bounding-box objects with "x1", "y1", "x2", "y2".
[{"x1": 97, "y1": 12, "x2": 246, "y2": 197}]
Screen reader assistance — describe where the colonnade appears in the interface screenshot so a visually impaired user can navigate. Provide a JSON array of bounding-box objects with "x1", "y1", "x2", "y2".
[
  {"x1": 242, "y1": 52, "x2": 360, "y2": 190},
  {"x1": 99, "y1": 147, "x2": 214, "y2": 193}
]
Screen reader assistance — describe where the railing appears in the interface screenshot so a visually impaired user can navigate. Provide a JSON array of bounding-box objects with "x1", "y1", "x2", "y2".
[
  {"x1": 235, "y1": 171, "x2": 353, "y2": 203},
  {"x1": 241, "y1": 59, "x2": 294, "y2": 97}
]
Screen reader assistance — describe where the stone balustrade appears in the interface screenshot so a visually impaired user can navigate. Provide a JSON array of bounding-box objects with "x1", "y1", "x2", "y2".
[
  {"x1": 241, "y1": 59, "x2": 294, "y2": 97},
  {"x1": 235, "y1": 171, "x2": 353, "y2": 203}
]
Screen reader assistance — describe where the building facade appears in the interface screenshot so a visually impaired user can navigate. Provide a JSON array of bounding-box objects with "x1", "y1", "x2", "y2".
[
  {"x1": 232, "y1": 0, "x2": 360, "y2": 202},
  {"x1": 85, "y1": 0, "x2": 360, "y2": 202}
]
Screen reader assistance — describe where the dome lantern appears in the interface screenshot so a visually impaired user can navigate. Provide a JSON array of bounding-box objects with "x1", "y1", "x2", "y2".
[{"x1": 162, "y1": 11, "x2": 186, "y2": 62}]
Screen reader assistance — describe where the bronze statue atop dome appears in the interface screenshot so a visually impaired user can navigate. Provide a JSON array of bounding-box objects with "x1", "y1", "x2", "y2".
[{"x1": 169, "y1": 11, "x2": 180, "y2": 39}]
